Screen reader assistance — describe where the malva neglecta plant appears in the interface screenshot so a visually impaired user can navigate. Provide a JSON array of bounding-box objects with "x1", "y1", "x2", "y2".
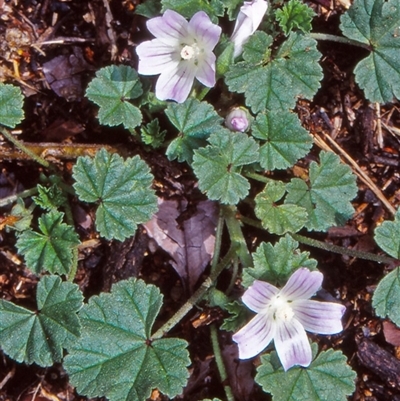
[{"x1": 0, "y1": 0, "x2": 400, "y2": 400}]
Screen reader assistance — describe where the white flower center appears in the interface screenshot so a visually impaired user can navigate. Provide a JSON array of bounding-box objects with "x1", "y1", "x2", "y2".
[
  {"x1": 269, "y1": 295, "x2": 294, "y2": 322},
  {"x1": 180, "y1": 43, "x2": 200, "y2": 60}
]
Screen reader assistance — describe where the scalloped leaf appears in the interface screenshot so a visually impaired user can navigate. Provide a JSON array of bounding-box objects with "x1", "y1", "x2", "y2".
[
  {"x1": 255, "y1": 344, "x2": 356, "y2": 401},
  {"x1": 165, "y1": 99, "x2": 223, "y2": 163},
  {"x1": 242, "y1": 234, "x2": 317, "y2": 288},
  {"x1": 372, "y1": 267, "x2": 400, "y2": 327},
  {"x1": 72, "y1": 148, "x2": 158, "y2": 241},
  {"x1": 63, "y1": 278, "x2": 190, "y2": 401},
  {"x1": 192, "y1": 129, "x2": 259, "y2": 205},
  {"x1": 0, "y1": 275, "x2": 82, "y2": 366},
  {"x1": 285, "y1": 151, "x2": 358, "y2": 231},
  {"x1": 374, "y1": 209, "x2": 400, "y2": 258},
  {"x1": 0, "y1": 83, "x2": 24, "y2": 128},
  {"x1": 225, "y1": 31, "x2": 323, "y2": 113},
  {"x1": 161, "y1": 0, "x2": 224, "y2": 22},
  {"x1": 276, "y1": 0, "x2": 316, "y2": 35},
  {"x1": 255, "y1": 180, "x2": 308, "y2": 235},
  {"x1": 252, "y1": 111, "x2": 313, "y2": 170},
  {"x1": 340, "y1": 0, "x2": 400, "y2": 103},
  {"x1": 86, "y1": 65, "x2": 143, "y2": 129},
  {"x1": 16, "y1": 211, "x2": 80, "y2": 275}
]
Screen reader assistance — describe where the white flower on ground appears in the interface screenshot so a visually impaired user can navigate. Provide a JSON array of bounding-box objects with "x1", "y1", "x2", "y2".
[
  {"x1": 232, "y1": 268, "x2": 346, "y2": 371},
  {"x1": 230, "y1": 0, "x2": 268, "y2": 58},
  {"x1": 225, "y1": 107, "x2": 250, "y2": 132},
  {"x1": 136, "y1": 10, "x2": 222, "y2": 103}
]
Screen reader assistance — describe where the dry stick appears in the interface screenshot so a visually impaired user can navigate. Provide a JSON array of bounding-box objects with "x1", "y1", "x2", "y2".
[
  {"x1": 151, "y1": 245, "x2": 238, "y2": 340},
  {"x1": 0, "y1": 127, "x2": 50, "y2": 168},
  {"x1": 313, "y1": 131, "x2": 396, "y2": 215}
]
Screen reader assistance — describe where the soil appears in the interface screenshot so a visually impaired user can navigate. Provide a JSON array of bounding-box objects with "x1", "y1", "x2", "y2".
[{"x1": 1, "y1": 1, "x2": 400, "y2": 401}]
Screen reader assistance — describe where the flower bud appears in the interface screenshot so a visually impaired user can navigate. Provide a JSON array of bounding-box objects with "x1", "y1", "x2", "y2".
[
  {"x1": 225, "y1": 107, "x2": 250, "y2": 132},
  {"x1": 230, "y1": 0, "x2": 268, "y2": 58}
]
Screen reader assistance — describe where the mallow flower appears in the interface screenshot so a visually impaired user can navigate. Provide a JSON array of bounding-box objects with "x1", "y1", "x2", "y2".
[
  {"x1": 230, "y1": 0, "x2": 268, "y2": 58},
  {"x1": 136, "y1": 10, "x2": 221, "y2": 103},
  {"x1": 225, "y1": 107, "x2": 250, "y2": 132},
  {"x1": 232, "y1": 268, "x2": 346, "y2": 371}
]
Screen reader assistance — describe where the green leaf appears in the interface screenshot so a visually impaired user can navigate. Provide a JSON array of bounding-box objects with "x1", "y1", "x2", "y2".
[
  {"x1": 255, "y1": 180, "x2": 308, "y2": 235},
  {"x1": 135, "y1": 0, "x2": 161, "y2": 18},
  {"x1": 374, "y1": 209, "x2": 400, "y2": 258},
  {"x1": 285, "y1": 151, "x2": 358, "y2": 231},
  {"x1": 255, "y1": 344, "x2": 356, "y2": 401},
  {"x1": 0, "y1": 275, "x2": 83, "y2": 366},
  {"x1": 276, "y1": 0, "x2": 316, "y2": 35},
  {"x1": 242, "y1": 235, "x2": 317, "y2": 288},
  {"x1": 220, "y1": 300, "x2": 251, "y2": 332},
  {"x1": 73, "y1": 149, "x2": 158, "y2": 241},
  {"x1": 8, "y1": 198, "x2": 33, "y2": 232},
  {"x1": 161, "y1": 0, "x2": 224, "y2": 21},
  {"x1": 33, "y1": 184, "x2": 67, "y2": 211},
  {"x1": 252, "y1": 111, "x2": 313, "y2": 170},
  {"x1": 140, "y1": 118, "x2": 166, "y2": 148},
  {"x1": 16, "y1": 211, "x2": 80, "y2": 275},
  {"x1": 192, "y1": 129, "x2": 259, "y2": 205},
  {"x1": 340, "y1": 0, "x2": 400, "y2": 103},
  {"x1": 372, "y1": 267, "x2": 400, "y2": 327},
  {"x1": 220, "y1": 0, "x2": 242, "y2": 19},
  {"x1": 226, "y1": 32, "x2": 323, "y2": 113},
  {"x1": 86, "y1": 65, "x2": 143, "y2": 129},
  {"x1": 64, "y1": 278, "x2": 190, "y2": 401},
  {"x1": 0, "y1": 82, "x2": 24, "y2": 128},
  {"x1": 165, "y1": 99, "x2": 223, "y2": 163}
]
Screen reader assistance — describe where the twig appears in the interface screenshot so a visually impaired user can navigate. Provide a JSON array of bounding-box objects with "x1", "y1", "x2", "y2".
[{"x1": 313, "y1": 131, "x2": 396, "y2": 215}]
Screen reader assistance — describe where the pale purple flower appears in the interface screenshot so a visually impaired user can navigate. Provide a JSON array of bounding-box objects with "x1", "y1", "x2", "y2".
[
  {"x1": 225, "y1": 107, "x2": 250, "y2": 132},
  {"x1": 230, "y1": 0, "x2": 268, "y2": 58},
  {"x1": 233, "y1": 268, "x2": 345, "y2": 371},
  {"x1": 136, "y1": 10, "x2": 221, "y2": 103}
]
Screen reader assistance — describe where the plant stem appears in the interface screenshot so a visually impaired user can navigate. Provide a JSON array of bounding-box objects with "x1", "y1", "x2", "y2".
[
  {"x1": 210, "y1": 324, "x2": 235, "y2": 401},
  {"x1": 238, "y1": 215, "x2": 397, "y2": 264},
  {"x1": 211, "y1": 208, "x2": 224, "y2": 274},
  {"x1": 291, "y1": 233, "x2": 396, "y2": 264},
  {"x1": 151, "y1": 244, "x2": 238, "y2": 340},
  {"x1": 0, "y1": 127, "x2": 50, "y2": 168},
  {"x1": 244, "y1": 171, "x2": 273, "y2": 184},
  {"x1": 0, "y1": 187, "x2": 38, "y2": 207},
  {"x1": 222, "y1": 205, "x2": 253, "y2": 268},
  {"x1": 309, "y1": 33, "x2": 372, "y2": 51}
]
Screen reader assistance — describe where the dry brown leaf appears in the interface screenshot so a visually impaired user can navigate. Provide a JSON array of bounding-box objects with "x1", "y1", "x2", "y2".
[{"x1": 144, "y1": 198, "x2": 217, "y2": 292}]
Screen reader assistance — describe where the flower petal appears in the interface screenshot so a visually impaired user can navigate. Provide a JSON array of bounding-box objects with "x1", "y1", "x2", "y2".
[
  {"x1": 230, "y1": 0, "x2": 268, "y2": 57},
  {"x1": 155, "y1": 62, "x2": 196, "y2": 103},
  {"x1": 280, "y1": 268, "x2": 323, "y2": 300},
  {"x1": 136, "y1": 40, "x2": 180, "y2": 75},
  {"x1": 194, "y1": 52, "x2": 216, "y2": 88},
  {"x1": 292, "y1": 299, "x2": 346, "y2": 334},
  {"x1": 274, "y1": 318, "x2": 312, "y2": 371},
  {"x1": 146, "y1": 10, "x2": 188, "y2": 46},
  {"x1": 188, "y1": 11, "x2": 222, "y2": 50},
  {"x1": 233, "y1": 313, "x2": 275, "y2": 359},
  {"x1": 242, "y1": 280, "x2": 279, "y2": 313}
]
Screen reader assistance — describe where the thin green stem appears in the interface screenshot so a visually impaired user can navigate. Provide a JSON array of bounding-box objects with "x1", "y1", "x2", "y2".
[
  {"x1": 309, "y1": 33, "x2": 372, "y2": 51},
  {"x1": 210, "y1": 324, "x2": 235, "y2": 401},
  {"x1": 0, "y1": 187, "x2": 38, "y2": 207},
  {"x1": 211, "y1": 208, "x2": 224, "y2": 274},
  {"x1": 244, "y1": 171, "x2": 273, "y2": 184},
  {"x1": 222, "y1": 205, "x2": 252, "y2": 268},
  {"x1": 151, "y1": 244, "x2": 238, "y2": 340},
  {"x1": 226, "y1": 256, "x2": 239, "y2": 296},
  {"x1": 0, "y1": 127, "x2": 50, "y2": 168},
  {"x1": 238, "y1": 215, "x2": 397, "y2": 264}
]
